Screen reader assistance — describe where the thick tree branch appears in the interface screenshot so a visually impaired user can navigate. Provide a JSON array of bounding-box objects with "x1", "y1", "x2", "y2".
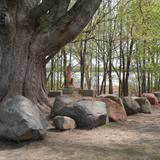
[
  {"x1": 31, "y1": 0, "x2": 102, "y2": 61},
  {"x1": 29, "y1": 0, "x2": 58, "y2": 22},
  {"x1": 29, "y1": 0, "x2": 71, "y2": 28},
  {"x1": 49, "y1": 0, "x2": 70, "y2": 22}
]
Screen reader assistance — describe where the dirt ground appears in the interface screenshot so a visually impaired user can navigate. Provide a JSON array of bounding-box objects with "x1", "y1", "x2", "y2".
[{"x1": 0, "y1": 106, "x2": 160, "y2": 160}]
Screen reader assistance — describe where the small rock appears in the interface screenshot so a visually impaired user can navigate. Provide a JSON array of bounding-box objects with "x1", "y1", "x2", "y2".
[
  {"x1": 122, "y1": 97, "x2": 141, "y2": 115},
  {"x1": 53, "y1": 116, "x2": 76, "y2": 131}
]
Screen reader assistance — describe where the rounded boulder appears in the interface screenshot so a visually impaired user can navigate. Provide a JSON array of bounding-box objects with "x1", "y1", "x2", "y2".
[
  {"x1": 0, "y1": 96, "x2": 47, "y2": 142},
  {"x1": 122, "y1": 97, "x2": 141, "y2": 115},
  {"x1": 133, "y1": 97, "x2": 152, "y2": 114},
  {"x1": 53, "y1": 116, "x2": 76, "y2": 131},
  {"x1": 51, "y1": 96, "x2": 107, "y2": 129}
]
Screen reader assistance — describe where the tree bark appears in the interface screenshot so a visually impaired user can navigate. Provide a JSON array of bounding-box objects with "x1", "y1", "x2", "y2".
[
  {"x1": 108, "y1": 0, "x2": 113, "y2": 94},
  {"x1": 124, "y1": 39, "x2": 134, "y2": 96},
  {"x1": 80, "y1": 40, "x2": 85, "y2": 89}
]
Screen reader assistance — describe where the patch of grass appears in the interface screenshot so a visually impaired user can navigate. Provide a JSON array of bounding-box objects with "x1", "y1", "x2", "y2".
[{"x1": 101, "y1": 123, "x2": 114, "y2": 128}]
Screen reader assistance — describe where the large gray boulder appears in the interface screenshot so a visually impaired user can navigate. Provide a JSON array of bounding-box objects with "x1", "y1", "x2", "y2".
[
  {"x1": 0, "y1": 96, "x2": 47, "y2": 142},
  {"x1": 53, "y1": 116, "x2": 76, "y2": 131},
  {"x1": 51, "y1": 96, "x2": 107, "y2": 129},
  {"x1": 122, "y1": 97, "x2": 141, "y2": 115},
  {"x1": 133, "y1": 97, "x2": 152, "y2": 114}
]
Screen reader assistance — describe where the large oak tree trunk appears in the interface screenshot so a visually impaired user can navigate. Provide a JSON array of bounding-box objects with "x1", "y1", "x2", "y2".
[
  {"x1": 0, "y1": 0, "x2": 102, "y2": 113},
  {"x1": 0, "y1": 27, "x2": 50, "y2": 113}
]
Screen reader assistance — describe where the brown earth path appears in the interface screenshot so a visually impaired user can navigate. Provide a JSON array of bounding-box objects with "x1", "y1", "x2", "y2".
[{"x1": 0, "y1": 106, "x2": 160, "y2": 160}]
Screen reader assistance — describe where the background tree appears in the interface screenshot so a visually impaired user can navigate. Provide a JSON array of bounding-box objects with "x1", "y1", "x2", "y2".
[{"x1": 46, "y1": 0, "x2": 160, "y2": 97}]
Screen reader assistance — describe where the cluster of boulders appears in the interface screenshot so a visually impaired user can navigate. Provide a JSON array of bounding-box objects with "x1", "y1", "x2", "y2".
[
  {"x1": 51, "y1": 96, "x2": 108, "y2": 130},
  {"x1": 123, "y1": 96, "x2": 152, "y2": 115},
  {"x1": 51, "y1": 92, "x2": 160, "y2": 131},
  {"x1": 0, "y1": 91, "x2": 159, "y2": 142}
]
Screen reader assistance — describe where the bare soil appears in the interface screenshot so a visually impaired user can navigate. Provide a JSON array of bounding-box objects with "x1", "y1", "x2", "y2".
[{"x1": 0, "y1": 106, "x2": 160, "y2": 160}]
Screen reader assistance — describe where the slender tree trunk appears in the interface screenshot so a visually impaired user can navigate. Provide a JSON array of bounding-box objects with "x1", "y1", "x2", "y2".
[
  {"x1": 119, "y1": 18, "x2": 123, "y2": 97},
  {"x1": 60, "y1": 51, "x2": 63, "y2": 88},
  {"x1": 62, "y1": 49, "x2": 67, "y2": 87},
  {"x1": 0, "y1": 29, "x2": 50, "y2": 113},
  {"x1": 124, "y1": 39, "x2": 134, "y2": 96},
  {"x1": 136, "y1": 59, "x2": 141, "y2": 97},
  {"x1": 147, "y1": 71, "x2": 150, "y2": 93},
  {"x1": 80, "y1": 40, "x2": 85, "y2": 89},
  {"x1": 142, "y1": 41, "x2": 146, "y2": 93},
  {"x1": 85, "y1": 66, "x2": 92, "y2": 90},
  {"x1": 100, "y1": 54, "x2": 108, "y2": 94},
  {"x1": 108, "y1": 0, "x2": 113, "y2": 94},
  {"x1": 50, "y1": 59, "x2": 54, "y2": 90},
  {"x1": 122, "y1": 48, "x2": 126, "y2": 96}
]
